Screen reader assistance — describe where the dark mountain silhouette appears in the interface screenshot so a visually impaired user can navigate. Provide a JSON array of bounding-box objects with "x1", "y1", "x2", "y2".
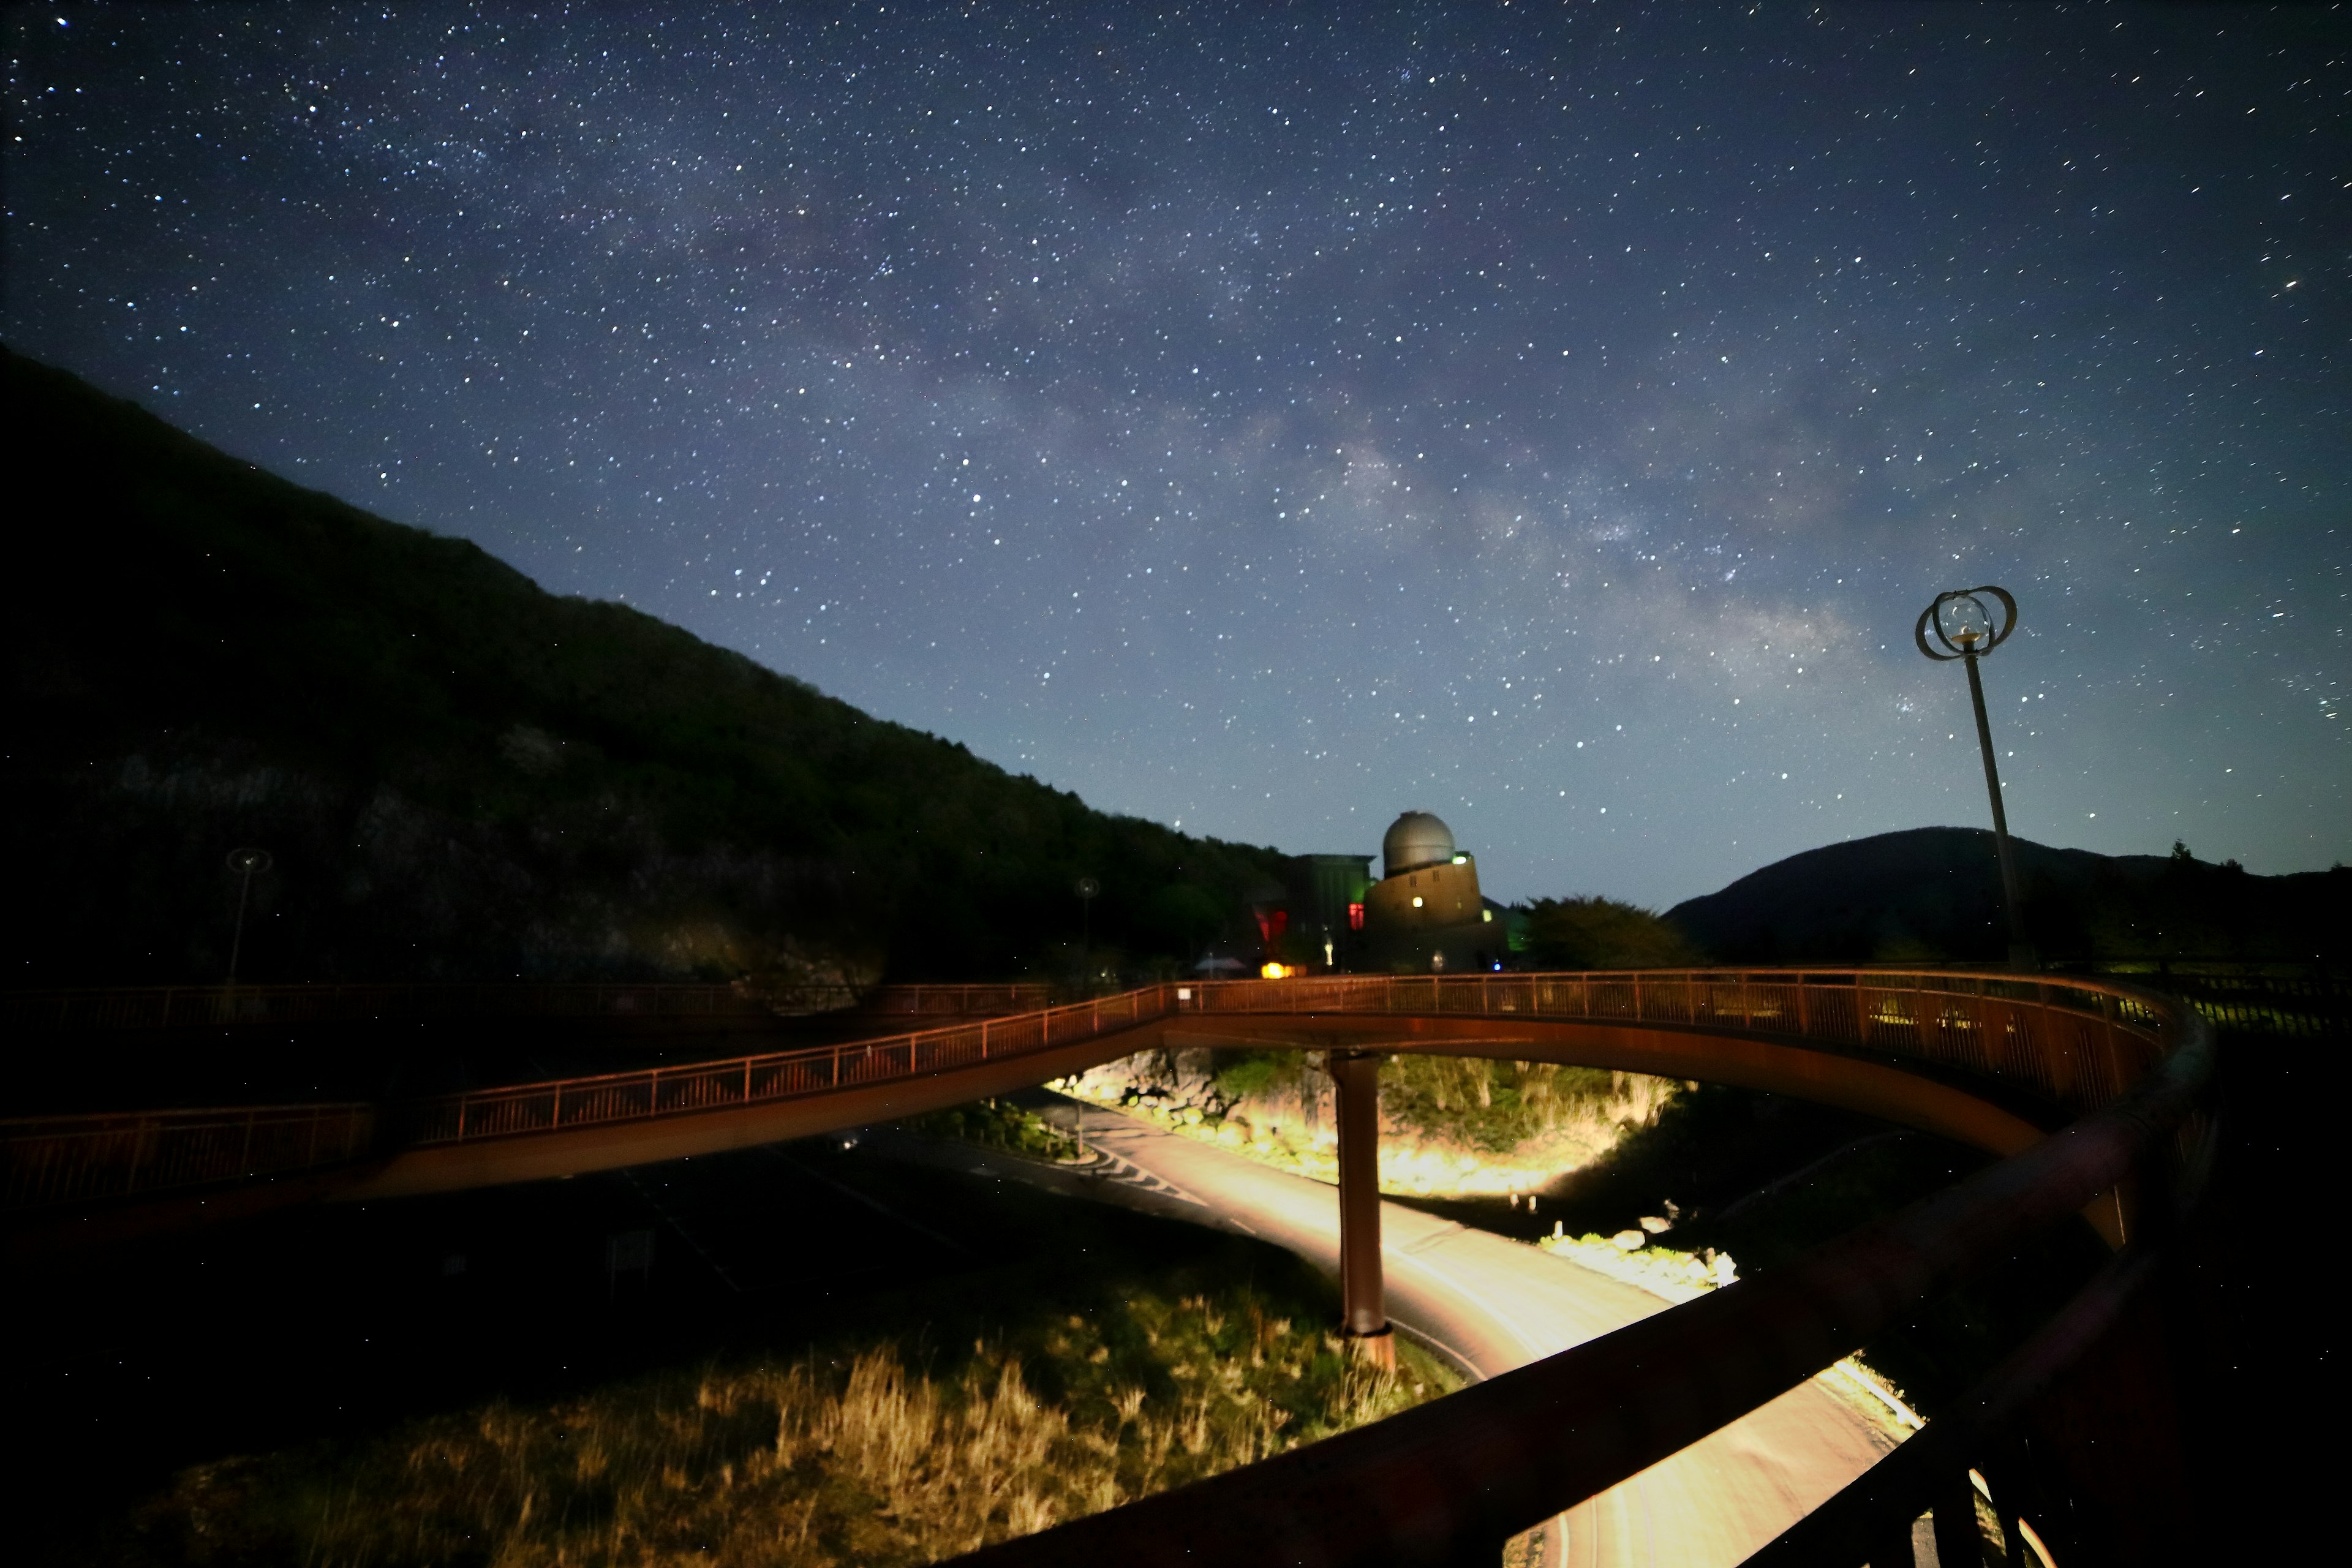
[
  {"x1": 2, "y1": 345, "x2": 1283, "y2": 987},
  {"x1": 1663, "y1": 826, "x2": 2349, "y2": 967}
]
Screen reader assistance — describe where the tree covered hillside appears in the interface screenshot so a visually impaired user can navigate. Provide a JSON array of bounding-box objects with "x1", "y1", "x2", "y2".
[
  {"x1": 1664, "y1": 826, "x2": 2349, "y2": 966},
  {"x1": 3, "y1": 346, "x2": 1284, "y2": 987}
]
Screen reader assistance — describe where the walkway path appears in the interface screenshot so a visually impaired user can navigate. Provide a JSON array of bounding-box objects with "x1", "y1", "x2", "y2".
[{"x1": 1066, "y1": 1101, "x2": 1899, "y2": 1568}]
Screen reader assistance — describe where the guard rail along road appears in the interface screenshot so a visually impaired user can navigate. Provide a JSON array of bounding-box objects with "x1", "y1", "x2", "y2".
[{"x1": 2, "y1": 968, "x2": 2218, "y2": 1567}]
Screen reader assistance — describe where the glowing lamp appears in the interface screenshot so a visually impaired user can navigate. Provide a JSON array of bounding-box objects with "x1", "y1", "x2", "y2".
[{"x1": 1261, "y1": 962, "x2": 1291, "y2": 980}]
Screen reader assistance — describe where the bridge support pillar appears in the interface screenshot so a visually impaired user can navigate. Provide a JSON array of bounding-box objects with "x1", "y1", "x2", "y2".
[{"x1": 1329, "y1": 1049, "x2": 1393, "y2": 1368}]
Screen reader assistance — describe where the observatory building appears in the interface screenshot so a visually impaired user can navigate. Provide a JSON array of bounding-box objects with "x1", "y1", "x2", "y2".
[{"x1": 1363, "y1": 810, "x2": 1508, "y2": 973}]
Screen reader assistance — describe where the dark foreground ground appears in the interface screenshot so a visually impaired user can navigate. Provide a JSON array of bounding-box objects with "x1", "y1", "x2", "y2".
[
  {"x1": 7, "y1": 1131, "x2": 1380, "y2": 1567},
  {"x1": 10, "y1": 1012, "x2": 2332, "y2": 1563}
]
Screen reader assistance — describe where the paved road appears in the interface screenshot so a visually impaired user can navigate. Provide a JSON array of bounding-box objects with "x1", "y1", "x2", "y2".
[{"x1": 1065, "y1": 1101, "x2": 1900, "y2": 1568}]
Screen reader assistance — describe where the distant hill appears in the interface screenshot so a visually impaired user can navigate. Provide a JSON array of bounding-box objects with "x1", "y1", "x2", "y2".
[
  {"x1": 2, "y1": 346, "x2": 1284, "y2": 987},
  {"x1": 1663, "y1": 826, "x2": 2350, "y2": 967}
]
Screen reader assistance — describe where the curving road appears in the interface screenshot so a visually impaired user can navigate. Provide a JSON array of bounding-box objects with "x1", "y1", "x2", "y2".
[{"x1": 1061, "y1": 1099, "x2": 1900, "y2": 1568}]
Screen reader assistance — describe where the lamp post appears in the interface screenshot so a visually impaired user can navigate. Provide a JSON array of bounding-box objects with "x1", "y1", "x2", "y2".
[
  {"x1": 224, "y1": 845, "x2": 273, "y2": 989},
  {"x1": 1914, "y1": 587, "x2": 2036, "y2": 971},
  {"x1": 1074, "y1": 876, "x2": 1100, "y2": 993}
]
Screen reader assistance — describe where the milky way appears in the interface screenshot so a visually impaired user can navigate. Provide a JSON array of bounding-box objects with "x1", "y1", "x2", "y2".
[{"x1": 9, "y1": 3, "x2": 2345, "y2": 902}]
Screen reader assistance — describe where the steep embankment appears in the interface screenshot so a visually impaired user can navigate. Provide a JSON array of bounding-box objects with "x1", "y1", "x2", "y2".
[
  {"x1": 3, "y1": 347, "x2": 1283, "y2": 986},
  {"x1": 1664, "y1": 826, "x2": 2349, "y2": 965}
]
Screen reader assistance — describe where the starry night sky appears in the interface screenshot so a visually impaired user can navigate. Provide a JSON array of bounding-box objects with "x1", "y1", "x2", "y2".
[{"x1": 8, "y1": 3, "x2": 2345, "y2": 906}]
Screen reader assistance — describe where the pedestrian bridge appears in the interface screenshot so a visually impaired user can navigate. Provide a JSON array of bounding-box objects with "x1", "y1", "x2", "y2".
[{"x1": 3, "y1": 968, "x2": 2214, "y2": 1567}]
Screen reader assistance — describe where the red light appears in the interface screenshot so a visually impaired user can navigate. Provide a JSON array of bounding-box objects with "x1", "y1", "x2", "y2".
[{"x1": 1348, "y1": 902, "x2": 1366, "y2": 931}]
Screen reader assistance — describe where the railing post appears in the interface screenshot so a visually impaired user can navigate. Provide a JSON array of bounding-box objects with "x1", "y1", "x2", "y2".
[
  {"x1": 1329, "y1": 1049, "x2": 1393, "y2": 1368},
  {"x1": 1931, "y1": 1469, "x2": 1981, "y2": 1568}
]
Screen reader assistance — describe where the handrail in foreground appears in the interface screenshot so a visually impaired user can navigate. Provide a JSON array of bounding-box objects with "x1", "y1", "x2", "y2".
[
  {"x1": 1743, "y1": 1248, "x2": 2159, "y2": 1568},
  {"x1": 946, "y1": 1001, "x2": 2214, "y2": 1567}
]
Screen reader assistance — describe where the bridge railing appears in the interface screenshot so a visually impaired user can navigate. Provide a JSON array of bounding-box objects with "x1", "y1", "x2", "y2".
[
  {"x1": 401, "y1": 984, "x2": 1171, "y2": 1146},
  {"x1": 2, "y1": 981, "x2": 783, "y2": 1033},
  {"x1": 0, "y1": 979, "x2": 1068, "y2": 1035},
  {"x1": 1, "y1": 987, "x2": 1165, "y2": 1208},
  {"x1": 6, "y1": 968, "x2": 2196, "y2": 1212},
  {"x1": 1182, "y1": 967, "x2": 2184, "y2": 1120},
  {"x1": 2, "y1": 1101, "x2": 375, "y2": 1210},
  {"x1": 860, "y1": 983, "x2": 1057, "y2": 1016}
]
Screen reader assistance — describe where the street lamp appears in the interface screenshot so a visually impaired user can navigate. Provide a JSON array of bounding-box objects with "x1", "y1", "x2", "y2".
[
  {"x1": 224, "y1": 845, "x2": 273, "y2": 988},
  {"x1": 1914, "y1": 586, "x2": 2036, "y2": 971},
  {"x1": 1074, "y1": 876, "x2": 1100, "y2": 992}
]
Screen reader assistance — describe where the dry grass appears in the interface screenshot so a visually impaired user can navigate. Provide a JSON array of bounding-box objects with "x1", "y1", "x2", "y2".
[{"x1": 120, "y1": 1287, "x2": 1446, "y2": 1567}]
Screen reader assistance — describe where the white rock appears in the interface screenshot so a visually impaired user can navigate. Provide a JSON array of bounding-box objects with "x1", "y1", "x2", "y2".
[{"x1": 1611, "y1": 1229, "x2": 1648, "y2": 1252}]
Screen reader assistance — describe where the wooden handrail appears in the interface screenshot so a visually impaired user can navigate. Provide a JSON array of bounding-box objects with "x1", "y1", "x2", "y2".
[{"x1": 947, "y1": 1007, "x2": 2212, "y2": 1567}]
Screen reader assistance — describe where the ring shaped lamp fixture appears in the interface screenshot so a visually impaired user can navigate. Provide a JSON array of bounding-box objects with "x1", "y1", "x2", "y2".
[{"x1": 1914, "y1": 586, "x2": 2018, "y2": 662}]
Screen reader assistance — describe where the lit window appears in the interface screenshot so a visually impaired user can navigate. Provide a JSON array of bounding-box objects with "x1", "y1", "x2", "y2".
[
  {"x1": 1412, "y1": 896, "x2": 1424, "y2": 908},
  {"x1": 1348, "y1": 902, "x2": 1366, "y2": 930},
  {"x1": 1482, "y1": 909, "x2": 1493, "y2": 922}
]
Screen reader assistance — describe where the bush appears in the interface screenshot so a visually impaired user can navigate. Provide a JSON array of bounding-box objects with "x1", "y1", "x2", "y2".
[{"x1": 1520, "y1": 896, "x2": 1703, "y2": 970}]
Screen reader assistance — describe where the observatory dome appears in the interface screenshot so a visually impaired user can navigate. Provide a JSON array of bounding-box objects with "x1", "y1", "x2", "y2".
[{"x1": 1382, "y1": 811, "x2": 1457, "y2": 879}]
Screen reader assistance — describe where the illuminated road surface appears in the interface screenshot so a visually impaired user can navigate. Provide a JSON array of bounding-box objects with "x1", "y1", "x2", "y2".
[{"x1": 1069, "y1": 1102, "x2": 1898, "y2": 1568}]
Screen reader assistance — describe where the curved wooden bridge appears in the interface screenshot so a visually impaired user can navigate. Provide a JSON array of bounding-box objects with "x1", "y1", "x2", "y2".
[{"x1": 4, "y1": 968, "x2": 2214, "y2": 1566}]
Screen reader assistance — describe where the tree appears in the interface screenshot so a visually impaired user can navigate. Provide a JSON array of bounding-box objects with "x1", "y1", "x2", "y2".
[{"x1": 1521, "y1": 895, "x2": 1703, "y2": 970}]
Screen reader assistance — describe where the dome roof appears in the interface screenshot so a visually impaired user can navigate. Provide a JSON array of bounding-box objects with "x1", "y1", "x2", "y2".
[{"x1": 1382, "y1": 811, "x2": 1457, "y2": 879}]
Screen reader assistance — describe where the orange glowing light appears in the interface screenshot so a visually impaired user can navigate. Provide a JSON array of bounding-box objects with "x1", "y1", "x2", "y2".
[{"x1": 1261, "y1": 962, "x2": 1292, "y2": 979}]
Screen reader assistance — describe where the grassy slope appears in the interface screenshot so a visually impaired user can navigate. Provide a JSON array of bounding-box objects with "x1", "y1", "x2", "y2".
[
  {"x1": 4, "y1": 346, "x2": 1284, "y2": 984},
  {"x1": 111, "y1": 1267, "x2": 1444, "y2": 1568},
  {"x1": 16, "y1": 1132, "x2": 1454, "y2": 1568}
]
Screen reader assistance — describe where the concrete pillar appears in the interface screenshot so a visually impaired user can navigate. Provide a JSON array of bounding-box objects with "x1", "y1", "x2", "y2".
[{"x1": 1329, "y1": 1049, "x2": 1393, "y2": 1367}]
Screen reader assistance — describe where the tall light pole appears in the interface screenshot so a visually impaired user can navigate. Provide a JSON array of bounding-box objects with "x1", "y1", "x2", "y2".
[
  {"x1": 224, "y1": 845, "x2": 273, "y2": 988},
  {"x1": 1074, "y1": 876, "x2": 1100, "y2": 993},
  {"x1": 1914, "y1": 586, "x2": 2036, "y2": 971}
]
